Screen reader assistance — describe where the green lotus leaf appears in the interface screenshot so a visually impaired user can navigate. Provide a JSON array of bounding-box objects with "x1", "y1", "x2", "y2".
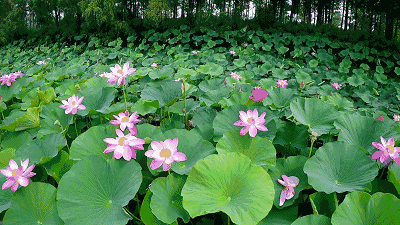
[
  {"x1": 309, "y1": 192, "x2": 336, "y2": 217},
  {"x1": 196, "y1": 63, "x2": 223, "y2": 76},
  {"x1": 216, "y1": 130, "x2": 276, "y2": 169},
  {"x1": 42, "y1": 150, "x2": 74, "y2": 183},
  {"x1": 78, "y1": 86, "x2": 116, "y2": 114},
  {"x1": 374, "y1": 72, "x2": 388, "y2": 84},
  {"x1": 394, "y1": 67, "x2": 400, "y2": 76},
  {"x1": 304, "y1": 142, "x2": 378, "y2": 194},
  {"x1": 273, "y1": 121, "x2": 309, "y2": 151},
  {"x1": 334, "y1": 113, "x2": 400, "y2": 154},
  {"x1": 347, "y1": 75, "x2": 365, "y2": 87},
  {"x1": 292, "y1": 214, "x2": 331, "y2": 225},
  {"x1": 149, "y1": 173, "x2": 190, "y2": 224},
  {"x1": 268, "y1": 156, "x2": 308, "y2": 208},
  {"x1": 0, "y1": 175, "x2": 13, "y2": 213},
  {"x1": 141, "y1": 81, "x2": 182, "y2": 107},
  {"x1": 140, "y1": 190, "x2": 178, "y2": 225},
  {"x1": 0, "y1": 131, "x2": 32, "y2": 150},
  {"x1": 199, "y1": 88, "x2": 231, "y2": 106},
  {"x1": 131, "y1": 99, "x2": 157, "y2": 115},
  {"x1": 0, "y1": 107, "x2": 40, "y2": 132},
  {"x1": 219, "y1": 92, "x2": 253, "y2": 108},
  {"x1": 181, "y1": 152, "x2": 275, "y2": 225},
  {"x1": 0, "y1": 76, "x2": 27, "y2": 102},
  {"x1": 175, "y1": 68, "x2": 198, "y2": 79},
  {"x1": 309, "y1": 59, "x2": 319, "y2": 68},
  {"x1": 296, "y1": 69, "x2": 313, "y2": 84},
  {"x1": 148, "y1": 129, "x2": 216, "y2": 175},
  {"x1": 3, "y1": 182, "x2": 63, "y2": 224},
  {"x1": 388, "y1": 164, "x2": 400, "y2": 195},
  {"x1": 149, "y1": 65, "x2": 174, "y2": 80},
  {"x1": 257, "y1": 205, "x2": 298, "y2": 225},
  {"x1": 290, "y1": 98, "x2": 339, "y2": 135},
  {"x1": 198, "y1": 78, "x2": 225, "y2": 92},
  {"x1": 233, "y1": 59, "x2": 246, "y2": 67},
  {"x1": 191, "y1": 107, "x2": 218, "y2": 141},
  {"x1": 170, "y1": 99, "x2": 200, "y2": 116},
  {"x1": 213, "y1": 104, "x2": 277, "y2": 142},
  {"x1": 331, "y1": 191, "x2": 400, "y2": 225},
  {"x1": 214, "y1": 53, "x2": 226, "y2": 61},
  {"x1": 39, "y1": 102, "x2": 74, "y2": 138},
  {"x1": 69, "y1": 125, "x2": 118, "y2": 161},
  {"x1": 0, "y1": 148, "x2": 16, "y2": 169},
  {"x1": 263, "y1": 88, "x2": 295, "y2": 108},
  {"x1": 57, "y1": 156, "x2": 141, "y2": 224},
  {"x1": 327, "y1": 93, "x2": 353, "y2": 110},
  {"x1": 15, "y1": 132, "x2": 66, "y2": 165}
]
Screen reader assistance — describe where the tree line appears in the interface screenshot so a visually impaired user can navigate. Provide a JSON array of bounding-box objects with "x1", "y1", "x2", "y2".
[{"x1": 0, "y1": 0, "x2": 399, "y2": 46}]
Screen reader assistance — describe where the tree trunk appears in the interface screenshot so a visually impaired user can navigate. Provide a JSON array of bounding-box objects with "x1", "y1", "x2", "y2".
[
  {"x1": 341, "y1": 1, "x2": 345, "y2": 29},
  {"x1": 344, "y1": 0, "x2": 349, "y2": 30},
  {"x1": 354, "y1": 3, "x2": 358, "y2": 30},
  {"x1": 385, "y1": 8, "x2": 394, "y2": 40},
  {"x1": 317, "y1": 0, "x2": 323, "y2": 25}
]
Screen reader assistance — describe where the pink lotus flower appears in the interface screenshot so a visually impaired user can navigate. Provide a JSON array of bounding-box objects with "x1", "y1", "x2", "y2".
[
  {"x1": 277, "y1": 80, "x2": 288, "y2": 89},
  {"x1": 145, "y1": 138, "x2": 187, "y2": 171},
  {"x1": 311, "y1": 52, "x2": 315, "y2": 56},
  {"x1": 37, "y1": 60, "x2": 47, "y2": 65},
  {"x1": 1, "y1": 159, "x2": 36, "y2": 192},
  {"x1": 278, "y1": 175, "x2": 299, "y2": 206},
  {"x1": 244, "y1": 44, "x2": 248, "y2": 47},
  {"x1": 238, "y1": 88, "x2": 242, "y2": 92},
  {"x1": 300, "y1": 81, "x2": 305, "y2": 89},
  {"x1": 192, "y1": 51, "x2": 198, "y2": 55},
  {"x1": 109, "y1": 110, "x2": 141, "y2": 135},
  {"x1": 10, "y1": 71, "x2": 23, "y2": 79},
  {"x1": 366, "y1": 68, "x2": 369, "y2": 71},
  {"x1": 249, "y1": 87, "x2": 268, "y2": 102},
  {"x1": 230, "y1": 51, "x2": 235, "y2": 55},
  {"x1": 151, "y1": 63, "x2": 158, "y2": 68},
  {"x1": 0, "y1": 74, "x2": 17, "y2": 86},
  {"x1": 59, "y1": 94, "x2": 86, "y2": 115},
  {"x1": 376, "y1": 115, "x2": 384, "y2": 122},
  {"x1": 332, "y1": 83, "x2": 342, "y2": 90},
  {"x1": 372, "y1": 136, "x2": 400, "y2": 167},
  {"x1": 325, "y1": 67, "x2": 329, "y2": 71},
  {"x1": 103, "y1": 129, "x2": 145, "y2": 161},
  {"x1": 394, "y1": 114, "x2": 400, "y2": 121},
  {"x1": 109, "y1": 62, "x2": 136, "y2": 86},
  {"x1": 188, "y1": 120, "x2": 193, "y2": 126},
  {"x1": 251, "y1": 48, "x2": 254, "y2": 50},
  {"x1": 233, "y1": 108, "x2": 268, "y2": 137},
  {"x1": 230, "y1": 72, "x2": 242, "y2": 81}
]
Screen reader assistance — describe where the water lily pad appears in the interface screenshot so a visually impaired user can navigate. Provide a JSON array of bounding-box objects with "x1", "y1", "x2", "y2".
[
  {"x1": 331, "y1": 191, "x2": 400, "y2": 225},
  {"x1": 181, "y1": 152, "x2": 275, "y2": 225},
  {"x1": 216, "y1": 130, "x2": 276, "y2": 169},
  {"x1": 57, "y1": 156, "x2": 141, "y2": 224},
  {"x1": 149, "y1": 173, "x2": 190, "y2": 224},
  {"x1": 290, "y1": 98, "x2": 339, "y2": 135},
  {"x1": 3, "y1": 182, "x2": 63, "y2": 224},
  {"x1": 334, "y1": 113, "x2": 400, "y2": 154},
  {"x1": 304, "y1": 141, "x2": 378, "y2": 194}
]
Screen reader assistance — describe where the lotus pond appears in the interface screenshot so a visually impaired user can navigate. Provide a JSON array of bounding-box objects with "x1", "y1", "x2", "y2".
[{"x1": 1, "y1": 26, "x2": 400, "y2": 225}]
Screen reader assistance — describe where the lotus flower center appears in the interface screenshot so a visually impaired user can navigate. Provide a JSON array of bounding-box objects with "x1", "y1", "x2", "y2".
[
  {"x1": 387, "y1": 145, "x2": 395, "y2": 153},
  {"x1": 121, "y1": 117, "x2": 130, "y2": 122},
  {"x1": 247, "y1": 117, "x2": 255, "y2": 123},
  {"x1": 71, "y1": 101, "x2": 76, "y2": 105},
  {"x1": 12, "y1": 169, "x2": 17, "y2": 176},
  {"x1": 118, "y1": 137, "x2": 127, "y2": 146},
  {"x1": 117, "y1": 69, "x2": 123, "y2": 74},
  {"x1": 160, "y1": 148, "x2": 171, "y2": 158}
]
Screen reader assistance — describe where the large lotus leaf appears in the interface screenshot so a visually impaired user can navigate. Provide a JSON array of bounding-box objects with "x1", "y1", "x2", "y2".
[
  {"x1": 219, "y1": 92, "x2": 252, "y2": 108},
  {"x1": 263, "y1": 88, "x2": 295, "y2": 108},
  {"x1": 169, "y1": 99, "x2": 200, "y2": 116},
  {"x1": 141, "y1": 81, "x2": 182, "y2": 107},
  {"x1": 0, "y1": 175, "x2": 13, "y2": 213},
  {"x1": 149, "y1": 65, "x2": 175, "y2": 80},
  {"x1": 3, "y1": 182, "x2": 63, "y2": 224},
  {"x1": 37, "y1": 87, "x2": 56, "y2": 105},
  {"x1": 309, "y1": 192, "x2": 336, "y2": 217},
  {"x1": 198, "y1": 78, "x2": 225, "y2": 92},
  {"x1": 213, "y1": 104, "x2": 277, "y2": 143},
  {"x1": 0, "y1": 107, "x2": 40, "y2": 132},
  {"x1": 290, "y1": 98, "x2": 339, "y2": 135},
  {"x1": 216, "y1": 130, "x2": 276, "y2": 169},
  {"x1": 257, "y1": 205, "x2": 298, "y2": 225},
  {"x1": 131, "y1": 99, "x2": 158, "y2": 115},
  {"x1": 304, "y1": 142, "x2": 378, "y2": 194},
  {"x1": 149, "y1": 173, "x2": 190, "y2": 224},
  {"x1": 0, "y1": 76, "x2": 32, "y2": 102},
  {"x1": 334, "y1": 113, "x2": 400, "y2": 154},
  {"x1": 331, "y1": 191, "x2": 400, "y2": 225},
  {"x1": 0, "y1": 131, "x2": 32, "y2": 150},
  {"x1": 0, "y1": 148, "x2": 16, "y2": 169},
  {"x1": 196, "y1": 63, "x2": 223, "y2": 76},
  {"x1": 15, "y1": 132, "x2": 66, "y2": 165},
  {"x1": 149, "y1": 129, "x2": 216, "y2": 175},
  {"x1": 327, "y1": 93, "x2": 354, "y2": 110},
  {"x1": 388, "y1": 165, "x2": 400, "y2": 195},
  {"x1": 140, "y1": 190, "x2": 178, "y2": 225},
  {"x1": 78, "y1": 86, "x2": 116, "y2": 114},
  {"x1": 268, "y1": 156, "x2": 308, "y2": 208},
  {"x1": 175, "y1": 68, "x2": 198, "y2": 80},
  {"x1": 181, "y1": 152, "x2": 275, "y2": 225},
  {"x1": 39, "y1": 102, "x2": 74, "y2": 138},
  {"x1": 199, "y1": 88, "x2": 231, "y2": 106},
  {"x1": 57, "y1": 156, "x2": 141, "y2": 225},
  {"x1": 42, "y1": 150, "x2": 74, "y2": 183},
  {"x1": 295, "y1": 70, "x2": 313, "y2": 84},
  {"x1": 191, "y1": 107, "x2": 218, "y2": 141},
  {"x1": 69, "y1": 125, "x2": 119, "y2": 161},
  {"x1": 273, "y1": 121, "x2": 309, "y2": 150},
  {"x1": 291, "y1": 214, "x2": 331, "y2": 225}
]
